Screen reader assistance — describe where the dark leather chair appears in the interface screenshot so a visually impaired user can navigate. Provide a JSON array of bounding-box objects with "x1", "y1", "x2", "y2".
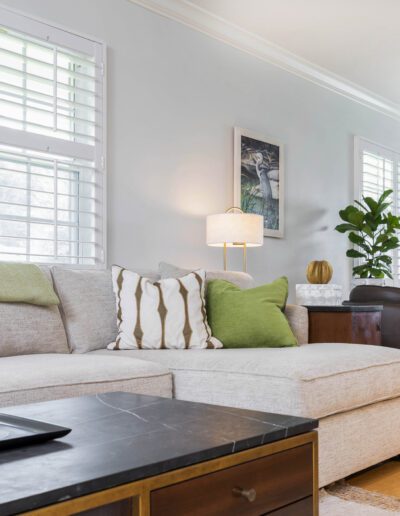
[{"x1": 348, "y1": 286, "x2": 400, "y2": 349}]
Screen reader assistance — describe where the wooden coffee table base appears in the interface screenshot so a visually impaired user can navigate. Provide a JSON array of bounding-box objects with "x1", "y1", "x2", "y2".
[{"x1": 25, "y1": 432, "x2": 318, "y2": 516}]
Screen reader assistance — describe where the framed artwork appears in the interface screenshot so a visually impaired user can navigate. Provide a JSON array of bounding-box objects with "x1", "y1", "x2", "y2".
[{"x1": 234, "y1": 127, "x2": 284, "y2": 238}]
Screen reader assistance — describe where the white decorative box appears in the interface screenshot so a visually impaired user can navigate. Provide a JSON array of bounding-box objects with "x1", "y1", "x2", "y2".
[{"x1": 296, "y1": 284, "x2": 343, "y2": 306}]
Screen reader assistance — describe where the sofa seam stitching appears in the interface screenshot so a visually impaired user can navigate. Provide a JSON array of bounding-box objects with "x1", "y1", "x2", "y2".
[
  {"x1": 163, "y1": 360, "x2": 400, "y2": 381},
  {"x1": 2, "y1": 372, "x2": 172, "y2": 394}
]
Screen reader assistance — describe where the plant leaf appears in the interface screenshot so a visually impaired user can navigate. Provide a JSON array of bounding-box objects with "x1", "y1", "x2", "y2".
[
  {"x1": 363, "y1": 196, "x2": 378, "y2": 213},
  {"x1": 339, "y1": 206, "x2": 359, "y2": 222},
  {"x1": 346, "y1": 249, "x2": 366, "y2": 258},
  {"x1": 376, "y1": 234, "x2": 389, "y2": 244},
  {"x1": 378, "y1": 189, "x2": 393, "y2": 204},
  {"x1": 375, "y1": 255, "x2": 392, "y2": 265},
  {"x1": 375, "y1": 202, "x2": 390, "y2": 216},
  {"x1": 370, "y1": 268, "x2": 385, "y2": 278},
  {"x1": 381, "y1": 237, "x2": 399, "y2": 252},
  {"x1": 335, "y1": 223, "x2": 358, "y2": 233},
  {"x1": 347, "y1": 210, "x2": 364, "y2": 227},
  {"x1": 364, "y1": 213, "x2": 380, "y2": 231},
  {"x1": 354, "y1": 199, "x2": 368, "y2": 211},
  {"x1": 347, "y1": 232, "x2": 364, "y2": 245},
  {"x1": 362, "y1": 224, "x2": 373, "y2": 238}
]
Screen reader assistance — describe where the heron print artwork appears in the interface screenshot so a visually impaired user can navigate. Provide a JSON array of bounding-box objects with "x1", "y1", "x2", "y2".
[{"x1": 234, "y1": 127, "x2": 284, "y2": 238}]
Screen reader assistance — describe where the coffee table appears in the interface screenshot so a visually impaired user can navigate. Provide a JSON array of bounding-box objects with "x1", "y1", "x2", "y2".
[{"x1": 0, "y1": 392, "x2": 318, "y2": 515}]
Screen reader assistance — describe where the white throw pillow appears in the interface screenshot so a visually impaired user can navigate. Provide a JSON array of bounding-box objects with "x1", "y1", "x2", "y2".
[{"x1": 108, "y1": 265, "x2": 222, "y2": 350}]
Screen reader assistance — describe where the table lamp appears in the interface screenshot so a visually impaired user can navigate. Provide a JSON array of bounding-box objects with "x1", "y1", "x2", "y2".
[{"x1": 206, "y1": 207, "x2": 263, "y2": 272}]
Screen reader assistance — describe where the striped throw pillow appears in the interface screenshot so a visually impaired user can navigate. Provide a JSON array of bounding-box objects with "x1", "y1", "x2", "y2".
[{"x1": 108, "y1": 266, "x2": 222, "y2": 350}]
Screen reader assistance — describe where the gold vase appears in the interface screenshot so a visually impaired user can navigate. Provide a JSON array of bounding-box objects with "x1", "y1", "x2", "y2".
[{"x1": 306, "y1": 260, "x2": 333, "y2": 284}]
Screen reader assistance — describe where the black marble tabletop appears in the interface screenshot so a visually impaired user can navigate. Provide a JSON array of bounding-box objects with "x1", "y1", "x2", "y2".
[
  {"x1": 306, "y1": 304, "x2": 383, "y2": 312},
  {"x1": 0, "y1": 392, "x2": 318, "y2": 515}
]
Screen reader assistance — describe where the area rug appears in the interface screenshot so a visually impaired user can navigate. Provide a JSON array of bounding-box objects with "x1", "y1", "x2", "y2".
[{"x1": 321, "y1": 482, "x2": 400, "y2": 515}]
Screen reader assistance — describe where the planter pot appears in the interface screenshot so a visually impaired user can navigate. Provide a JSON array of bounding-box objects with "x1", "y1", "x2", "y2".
[{"x1": 352, "y1": 278, "x2": 391, "y2": 288}]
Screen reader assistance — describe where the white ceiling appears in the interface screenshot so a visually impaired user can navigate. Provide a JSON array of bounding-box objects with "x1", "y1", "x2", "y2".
[{"x1": 188, "y1": 0, "x2": 400, "y2": 105}]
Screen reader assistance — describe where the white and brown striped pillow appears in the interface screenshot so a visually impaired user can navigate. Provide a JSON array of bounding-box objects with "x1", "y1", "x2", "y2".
[{"x1": 107, "y1": 266, "x2": 222, "y2": 350}]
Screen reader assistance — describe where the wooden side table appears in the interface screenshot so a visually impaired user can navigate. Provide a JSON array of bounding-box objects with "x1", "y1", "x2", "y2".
[{"x1": 307, "y1": 305, "x2": 383, "y2": 345}]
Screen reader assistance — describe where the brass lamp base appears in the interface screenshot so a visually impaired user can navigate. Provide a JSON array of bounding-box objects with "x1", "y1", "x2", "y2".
[{"x1": 223, "y1": 242, "x2": 247, "y2": 272}]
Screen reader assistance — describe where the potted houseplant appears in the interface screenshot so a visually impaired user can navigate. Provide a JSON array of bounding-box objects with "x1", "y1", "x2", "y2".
[{"x1": 335, "y1": 189, "x2": 400, "y2": 286}]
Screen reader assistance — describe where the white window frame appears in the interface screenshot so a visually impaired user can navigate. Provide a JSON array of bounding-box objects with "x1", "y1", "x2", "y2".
[
  {"x1": 354, "y1": 136, "x2": 400, "y2": 285},
  {"x1": 0, "y1": 5, "x2": 107, "y2": 268}
]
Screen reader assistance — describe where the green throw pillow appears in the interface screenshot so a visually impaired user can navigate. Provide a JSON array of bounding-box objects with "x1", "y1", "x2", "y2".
[
  {"x1": 0, "y1": 263, "x2": 59, "y2": 306},
  {"x1": 206, "y1": 277, "x2": 297, "y2": 348}
]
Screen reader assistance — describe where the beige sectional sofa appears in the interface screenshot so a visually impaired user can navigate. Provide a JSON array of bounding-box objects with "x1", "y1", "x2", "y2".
[{"x1": 1, "y1": 267, "x2": 400, "y2": 488}]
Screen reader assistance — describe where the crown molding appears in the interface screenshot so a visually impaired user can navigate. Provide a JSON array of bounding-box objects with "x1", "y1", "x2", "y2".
[{"x1": 129, "y1": 0, "x2": 400, "y2": 121}]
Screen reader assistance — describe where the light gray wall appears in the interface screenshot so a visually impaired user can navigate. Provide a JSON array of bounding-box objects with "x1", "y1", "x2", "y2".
[{"x1": 3, "y1": 0, "x2": 400, "y2": 299}]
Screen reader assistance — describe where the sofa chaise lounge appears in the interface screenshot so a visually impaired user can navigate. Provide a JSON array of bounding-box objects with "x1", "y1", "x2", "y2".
[{"x1": 1, "y1": 266, "x2": 400, "y2": 487}]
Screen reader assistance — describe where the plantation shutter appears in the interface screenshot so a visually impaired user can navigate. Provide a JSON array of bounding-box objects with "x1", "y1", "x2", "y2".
[
  {"x1": 355, "y1": 138, "x2": 400, "y2": 284},
  {"x1": 0, "y1": 7, "x2": 105, "y2": 265}
]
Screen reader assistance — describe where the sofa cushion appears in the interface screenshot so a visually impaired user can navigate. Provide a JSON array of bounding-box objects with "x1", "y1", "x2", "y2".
[
  {"x1": 0, "y1": 304, "x2": 69, "y2": 357},
  {"x1": 159, "y1": 262, "x2": 255, "y2": 289},
  {"x1": 52, "y1": 268, "x2": 118, "y2": 353},
  {"x1": 92, "y1": 344, "x2": 400, "y2": 419},
  {"x1": 0, "y1": 354, "x2": 172, "y2": 407},
  {"x1": 285, "y1": 305, "x2": 308, "y2": 345},
  {"x1": 52, "y1": 267, "x2": 162, "y2": 353},
  {"x1": 0, "y1": 266, "x2": 69, "y2": 357}
]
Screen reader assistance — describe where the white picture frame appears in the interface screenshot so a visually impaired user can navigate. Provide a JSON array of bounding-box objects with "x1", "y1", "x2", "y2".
[{"x1": 234, "y1": 127, "x2": 284, "y2": 238}]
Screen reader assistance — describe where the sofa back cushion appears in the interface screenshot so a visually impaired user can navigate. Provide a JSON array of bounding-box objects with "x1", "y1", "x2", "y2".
[
  {"x1": 51, "y1": 267, "x2": 161, "y2": 353},
  {"x1": 0, "y1": 266, "x2": 69, "y2": 357},
  {"x1": 159, "y1": 262, "x2": 255, "y2": 290},
  {"x1": 52, "y1": 267, "x2": 118, "y2": 353}
]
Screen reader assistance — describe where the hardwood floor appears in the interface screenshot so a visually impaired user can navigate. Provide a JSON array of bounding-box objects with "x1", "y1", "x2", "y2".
[{"x1": 348, "y1": 461, "x2": 400, "y2": 498}]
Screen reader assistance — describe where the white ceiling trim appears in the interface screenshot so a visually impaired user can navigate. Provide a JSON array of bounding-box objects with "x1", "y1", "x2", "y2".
[{"x1": 130, "y1": 0, "x2": 400, "y2": 121}]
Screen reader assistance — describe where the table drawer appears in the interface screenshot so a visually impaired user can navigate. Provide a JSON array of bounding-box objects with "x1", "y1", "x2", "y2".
[
  {"x1": 267, "y1": 496, "x2": 313, "y2": 515},
  {"x1": 151, "y1": 444, "x2": 313, "y2": 516}
]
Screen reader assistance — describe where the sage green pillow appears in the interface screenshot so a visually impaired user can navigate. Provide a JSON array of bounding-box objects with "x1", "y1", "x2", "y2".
[
  {"x1": 206, "y1": 277, "x2": 297, "y2": 348},
  {"x1": 0, "y1": 263, "x2": 59, "y2": 306}
]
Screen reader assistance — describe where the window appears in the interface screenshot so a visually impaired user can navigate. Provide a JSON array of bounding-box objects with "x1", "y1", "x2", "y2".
[
  {"x1": 355, "y1": 137, "x2": 400, "y2": 284},
  {"x1": 0, "y1": 7, "x2": 105, "y2": 265}
]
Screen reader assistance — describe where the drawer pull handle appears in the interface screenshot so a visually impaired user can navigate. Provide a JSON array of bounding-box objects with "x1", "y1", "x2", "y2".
[{"x1": 232, "y1": 487, "x2": 257, "y2": 502}]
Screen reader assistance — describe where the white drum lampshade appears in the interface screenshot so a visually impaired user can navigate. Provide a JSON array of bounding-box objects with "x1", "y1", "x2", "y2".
[{"x1": 206, "y1": 209, "x2": 263, "y2": 271}]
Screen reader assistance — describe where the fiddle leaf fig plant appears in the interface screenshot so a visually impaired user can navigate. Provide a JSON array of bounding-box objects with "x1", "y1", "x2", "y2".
[{"x1": 335, "y1": 189, "x2": 400, "y2": 279}]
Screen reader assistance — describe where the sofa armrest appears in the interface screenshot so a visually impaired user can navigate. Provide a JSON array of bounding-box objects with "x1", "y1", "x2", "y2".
[{"x1": 285, "y1": 304, "x2": 309, "y2": 345}]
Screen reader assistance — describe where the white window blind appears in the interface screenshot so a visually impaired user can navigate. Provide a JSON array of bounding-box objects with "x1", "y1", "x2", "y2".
[
  {"x1": 355, "y1": 137, "x2": 400, "y2": 284},
  {"x1": 0, "y1": 8, "x2": 105, "y2": 265}
]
